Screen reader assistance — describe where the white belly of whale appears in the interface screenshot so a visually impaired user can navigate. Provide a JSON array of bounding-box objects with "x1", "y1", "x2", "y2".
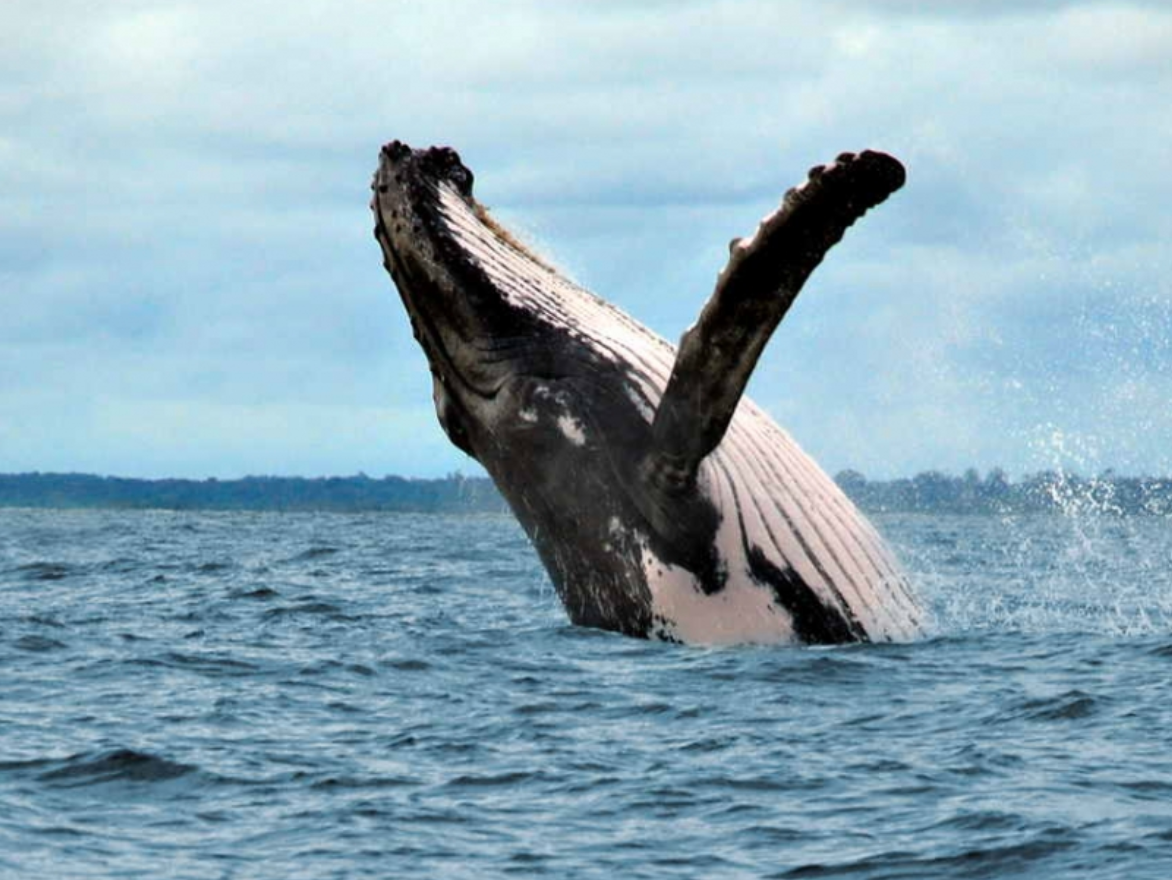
[{"x1": 635, "y1": 403, "x2": 922, "y2": 646}]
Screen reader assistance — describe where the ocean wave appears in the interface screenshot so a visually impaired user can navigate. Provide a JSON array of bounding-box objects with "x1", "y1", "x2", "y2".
[{"x1": 36, "y1": 749, "x2": 196, "y2": 787}]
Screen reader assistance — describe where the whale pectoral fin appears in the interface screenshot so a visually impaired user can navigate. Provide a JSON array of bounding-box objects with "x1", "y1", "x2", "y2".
[{"x1": 643, "y1": 150, "x2": 906, "y2": 487}]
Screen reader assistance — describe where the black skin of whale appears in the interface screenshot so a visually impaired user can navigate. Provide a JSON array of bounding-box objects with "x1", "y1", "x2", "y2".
[{"x1": 371, "y1": 141, "x2": 914, "y2": 644}]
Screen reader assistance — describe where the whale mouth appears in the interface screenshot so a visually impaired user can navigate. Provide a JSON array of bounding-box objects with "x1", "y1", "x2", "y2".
[
  {"x1": 371, "y1": 143, "x2": 512, "y2": 402},
  {"x1": 378, "y1": 225, "x2": 504, "y2": 402}
]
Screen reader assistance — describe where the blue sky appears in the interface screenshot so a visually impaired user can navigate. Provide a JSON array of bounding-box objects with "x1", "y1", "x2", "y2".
[{"x1": 3, "y1": 1, "x2": 1171, "y2": 479}]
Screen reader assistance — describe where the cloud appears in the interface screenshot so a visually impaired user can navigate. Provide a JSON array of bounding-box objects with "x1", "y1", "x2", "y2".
[{"x1": 1, "y1": 1, "x2": 1170, "y2": 477}]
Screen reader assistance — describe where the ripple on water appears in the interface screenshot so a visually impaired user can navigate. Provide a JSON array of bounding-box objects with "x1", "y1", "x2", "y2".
[
  {"x1": 10, "y1": 561, "x2": 74, "y2": 581},
  {"x1": 262, "y1": 600, "x2": 353, "y2": 620},
  {"x1": 289, "y1": 546, "x2": 341, "y2": 562},
  {"x1": 993, "y1": 689, "x2": 1103, "y2": 725},
  {"x1": 778, "y1": 832, "x2": 1081, "y2": 879},
  {"x1": 12, "y1": 635, "x2": 67, "y2": 653},
  {"x1": 36, "y1": 749, "x2": 197, "y2": 787}
]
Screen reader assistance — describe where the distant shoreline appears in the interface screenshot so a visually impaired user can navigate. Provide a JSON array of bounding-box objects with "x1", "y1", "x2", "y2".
[
  {"x1": 0, "y1": 473, "x2": 508, "y2": 514},
  {"x1": 2, "y1": 471, "x2": 1170, "y2": 516}
]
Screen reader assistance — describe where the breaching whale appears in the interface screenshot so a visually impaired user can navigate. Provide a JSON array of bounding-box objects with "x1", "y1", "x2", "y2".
[{"x1": 371, "y1": 140, "x2": 924, "y2": 645}]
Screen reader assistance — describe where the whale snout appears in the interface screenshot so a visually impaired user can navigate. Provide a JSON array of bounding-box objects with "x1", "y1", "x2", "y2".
[
  {"x1": 381, "y1": 139, "x2": 412, "y2": 162},
  {"x1": 376, "y1": 140, "x2": 475, "y2": 199}
]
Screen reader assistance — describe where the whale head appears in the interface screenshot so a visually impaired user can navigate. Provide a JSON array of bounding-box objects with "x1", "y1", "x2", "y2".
[
  {"x1": 372, "y1": 139, "x2": 644, "y2": 453},
  {"x1": 372, "y1": 143, "x2": 528, "y2": 444},
  {"x1": 372, "y1": 141, "x2": 709, "y2": 633}
]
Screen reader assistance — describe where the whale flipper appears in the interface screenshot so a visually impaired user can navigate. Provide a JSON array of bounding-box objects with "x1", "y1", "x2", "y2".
[{"x1": 642, "y1": 151, "x2": 906, "y2": 501}]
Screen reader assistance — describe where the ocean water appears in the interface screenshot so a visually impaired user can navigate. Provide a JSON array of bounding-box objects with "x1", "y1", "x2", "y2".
[{"x1": 2, "y1": 507, "x2": 1172, "y2": 879}]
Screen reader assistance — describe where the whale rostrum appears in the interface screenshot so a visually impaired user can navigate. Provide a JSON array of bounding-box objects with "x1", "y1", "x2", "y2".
[{"x1": 372, "y1": 141, "x2": 925, "y2": 645}]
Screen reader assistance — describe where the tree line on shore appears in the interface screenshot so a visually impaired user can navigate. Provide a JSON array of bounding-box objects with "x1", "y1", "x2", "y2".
[
  {"x1": 2, "y1": 469, "x2": 1171, "y2": 516},
  {"x1": 833, "y1": 468, "x2": 1171, "y2": 516},
  {"x1": 0, "y1": 472, "x2": 508, "y2": 513}
]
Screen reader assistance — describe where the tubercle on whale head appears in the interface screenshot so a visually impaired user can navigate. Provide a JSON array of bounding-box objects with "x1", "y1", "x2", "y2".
[{"x1": 377, "y1": 140, "x2": 475, "y2": 198}]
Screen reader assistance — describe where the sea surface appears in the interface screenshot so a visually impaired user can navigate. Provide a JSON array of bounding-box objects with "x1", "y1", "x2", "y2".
[{"x1": 2, "y1": 507, "x2": 1172, "y2": 879}]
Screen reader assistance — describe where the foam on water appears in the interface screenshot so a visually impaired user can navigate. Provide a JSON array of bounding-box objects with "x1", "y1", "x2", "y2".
[{"x1": 2, "y1": 507, "x2": 1172, "y2": 878}]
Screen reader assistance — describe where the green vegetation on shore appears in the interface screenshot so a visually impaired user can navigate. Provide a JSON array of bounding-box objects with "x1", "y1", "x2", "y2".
[
  {"x1": 834, "y1": 468, "x2": 1171, "y2": 516},
  {"x1": 0, "y1": 473, "x2": 508, "y2": 513},
  {"x1": 2, "y1": 469, "x2": 1170, "y2": 515}
]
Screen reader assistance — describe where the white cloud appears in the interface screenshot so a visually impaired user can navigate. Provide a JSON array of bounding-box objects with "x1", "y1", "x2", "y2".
[{"x1": 1, "y1": 0, "x2": 1170, "y2": 477}]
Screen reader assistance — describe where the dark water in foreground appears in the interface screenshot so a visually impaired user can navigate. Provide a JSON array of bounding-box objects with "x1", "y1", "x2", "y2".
[{"x1": 2, "y1": 508, "x2": 1172, "y2": 879}]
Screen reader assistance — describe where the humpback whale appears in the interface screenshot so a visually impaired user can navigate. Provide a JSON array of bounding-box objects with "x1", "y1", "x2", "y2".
[{"x1": 371, "y1": 140, "x2": 924, "y2": 645}]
